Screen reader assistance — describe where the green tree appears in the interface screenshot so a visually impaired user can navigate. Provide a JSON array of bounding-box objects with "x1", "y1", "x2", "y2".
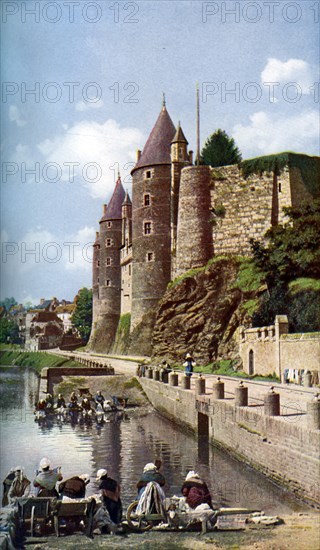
[
  {"x1": 251, "y1": 199, "x2": 320, "y2": 331},
  {"x1": 0, "y1": 297, "x2": 18, "y2": 312},
  {"x1": 250, "y1": 199, "x2": 320, "y2": 287},
  {"x1": 71, "y1": 288, "x2": 93, "y2": 342},
  {"x1": 201, "y1": 129, "x2": 242, "y2": 167},
  {"x1": 0, "y1": 318, "x2": 21, "y2": 344}
]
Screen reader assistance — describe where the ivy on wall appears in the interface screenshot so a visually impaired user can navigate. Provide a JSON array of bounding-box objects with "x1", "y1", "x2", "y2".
[{"x1": 240, "y1": 152, "x2": 320, "y2": 198}]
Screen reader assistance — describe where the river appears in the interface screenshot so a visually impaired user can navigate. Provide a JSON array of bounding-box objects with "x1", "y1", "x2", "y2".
[{"x1": 0, "y1": 366, "x2": 308, "y2": 514}]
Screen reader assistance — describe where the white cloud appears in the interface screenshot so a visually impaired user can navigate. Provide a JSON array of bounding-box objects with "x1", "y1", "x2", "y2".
[
  {"x1": 37, "y1": 118, "x2": 144, "y2": 198},
  {"x1": 64, "y1": 226, "x2": 96, "y2": 272},
  {"x1": 9, "y1": 105, "x2": 27, "y2": 127},
  {"x1": 261, "y1": 58, "x2": 314, "y2": 94},
  {"x1": 232, "y1": 110, "x2": 319, "y2": 156},
  {"x1": 75, "y1": 99, "x2": 104, "y2": 112}
]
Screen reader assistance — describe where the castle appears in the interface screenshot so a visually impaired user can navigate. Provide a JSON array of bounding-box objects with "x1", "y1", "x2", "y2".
[{"x1": 89, "y1": 100, "x2": 319, "y2": 352}]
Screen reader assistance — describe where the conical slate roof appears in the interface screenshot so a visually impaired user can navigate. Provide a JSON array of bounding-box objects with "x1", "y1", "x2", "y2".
[
  {"x1": 133, "y1": 106, "x2": 176, "y2": 171},
  {"x1": 100, "y1": 176, "x2": 125, "y2": 221},
  {"x1": 122, "y1": 190, "x2": 132, "y2": 206},
  {"x1": 172, "y1": 122, "x2": 188, "y2": 144}
]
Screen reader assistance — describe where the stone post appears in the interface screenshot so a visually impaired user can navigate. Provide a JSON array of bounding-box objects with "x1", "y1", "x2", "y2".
[
  {"x1": 304, "y1": 371, "x2": 312, "y2": 387},
  {"x1": 212, "y1": 377, "x2": 224, "y2": 399},
  {"x1": 147, "y1": 368, "x2": 153, "y2": 379},
  {"x1": 235, "y1": 381, "x2": 248, "y2": 406},
  {"x1": 169, "y1": 372, "x2": 179, "y2": 386},
  {"x1": 307, "y1": 395, "x2": 320, "y2": 430},
  {"x1": 181, "y1": 375, "x2": 191, "y2": 390},
  {"x1": 154, "y1": 369, "x2": 160, "y2": 381},
  {"x1": 195, "y1": 375, "x2": 206, "y2": 395},
  {"x1": 264, "y1": 387, "x2": 280, "y2": 416}
]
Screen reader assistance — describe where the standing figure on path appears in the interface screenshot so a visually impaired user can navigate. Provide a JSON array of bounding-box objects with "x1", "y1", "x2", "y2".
[{"x1": 183, "y1": 353, "x2": 196, "y2": 377}]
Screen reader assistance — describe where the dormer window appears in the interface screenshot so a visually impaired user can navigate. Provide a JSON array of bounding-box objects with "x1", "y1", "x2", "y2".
[{"x1": 144, "y1": 194, "x2": 150, "y2": 206}]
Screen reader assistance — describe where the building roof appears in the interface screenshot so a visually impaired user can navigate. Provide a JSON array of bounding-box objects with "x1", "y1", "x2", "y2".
[
  {"x1": 132, "y1": 105, "x2": 176, "y2": 172},
  {"x1": 172, "y1": 122, "x2": 188, "y2": 144},
  {"x1": 31, "y1": 312, "x2": 63, "y2": 323},
  {"x1": 122, "y1": 190, "x2": 132, "y2": 206},
  {"x1": 100, "y1": 176, "x2": 126, "y2": 221}
]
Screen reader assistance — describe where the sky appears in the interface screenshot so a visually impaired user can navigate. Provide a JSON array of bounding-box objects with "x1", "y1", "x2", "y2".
[{"x1": 1, "y1": 0, "x2": 319, "y2": 305}]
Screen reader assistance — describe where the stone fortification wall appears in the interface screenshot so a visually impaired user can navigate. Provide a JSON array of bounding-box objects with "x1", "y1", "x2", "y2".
[
  {"x1": 240, "y1": 317, "x2": 320, "y2": 379},
  {"x1": 175, "y1": 166, "x2": 213, "y2": 276},
  {"x1": 280, "y1": 335, "x2": 320, "y2": 373},
  {"x1": 140, "y1": 378, "x2": 320, "y2": 506},
  {"x1": 211, "y1": 165, "x2": 289, "y2": 256},
  {"x1": 239, "y1": 326, "x2": 277, "y2": 376}
]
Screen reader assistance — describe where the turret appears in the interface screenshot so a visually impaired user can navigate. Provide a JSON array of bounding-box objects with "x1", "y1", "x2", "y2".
[
  {"x1": 130, "y1": 99, "x2": 176, "y2": 329},
  {"x1": 170, "y1": 122, "x2": 190, "y2": 275},
  {"x1": 89, "y1": 175, "x2": 125, "y2": 351}
]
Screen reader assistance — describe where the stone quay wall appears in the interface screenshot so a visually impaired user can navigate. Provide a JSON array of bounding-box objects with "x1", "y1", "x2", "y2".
[{"x1": 140, "y1": 377, "x2": 320, "y2": 507}]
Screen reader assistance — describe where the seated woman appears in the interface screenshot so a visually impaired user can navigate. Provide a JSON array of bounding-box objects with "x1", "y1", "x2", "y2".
[
  {"x1": 7, "y1": 467, "x2": 31, "y2": 504},
  {"x1": 137, "y1": 463, "x2": 165, "y2": 497},
  {"x1": 181, "y1": 471, "x2": 212, "y2": 509},
  {"x1": 59, "y1": 474, "x2": 90, "y2": 500},
  {"x1": 96, "y1": 468, "x2": 122, "y2": 526},
  {"x1": 33, "y1": 457, "x2": 63, "y2": 497}
]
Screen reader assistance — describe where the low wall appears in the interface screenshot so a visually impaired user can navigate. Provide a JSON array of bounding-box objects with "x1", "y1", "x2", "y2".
[
  {"x1": 40, "y1": 365, "x2": 114, "y2": 396},
  {"x1": 140, "y1": 378, "x2": 320, "y2": 507}
]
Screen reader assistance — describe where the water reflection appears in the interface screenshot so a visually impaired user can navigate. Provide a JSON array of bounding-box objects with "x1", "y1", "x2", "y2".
[{"x1": 0, "y1": 367, "x2": 308, "y2": 514}]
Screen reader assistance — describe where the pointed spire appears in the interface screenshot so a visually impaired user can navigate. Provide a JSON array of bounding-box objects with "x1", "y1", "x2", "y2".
[
  {"x1": 132, "y1": 100, "x2": 176, "y2": 171},
  {"x1": 122, "y1": 189, "x2": 132, "y2": 206},
  {"x1": 172, "y1": 121, "x2": 188, "y2": 144},
  {"x1": 100, "y1": 177, "x2": 126, "y2": 221}
]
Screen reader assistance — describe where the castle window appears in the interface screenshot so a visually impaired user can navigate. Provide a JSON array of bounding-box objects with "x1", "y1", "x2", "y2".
[
  {"x1": 278, "y1": 181, "x2": 282, "y2": 193},
  {"x1": 106, "y1": 279, "x2": 111, "y2": 287},
  {"x1": 97, "y1": 261, "x2": 100, "y2": 267},
  {"x1": 179, "y1": 147, "x2": 184, "y2": 159},
  {"x1": 106, "y1": 257, "x2": 111, "y2": 266},
  {"x1": 129, "y1": 264, "x2": 131, "y2": 275},
  {"x1": 144, "y1": 194, "x2": 150, "y2": 206},
  {"x1": 145, "y1": 169, "x2": 153, "y2": 179},
  {"x1": 106, "y1": 238, "x2": 112, "y2": 247},
  {"x1": 147, "y1": 252, "x2": 154, "y2": 262},
  {"x1": 144, "y1": 222, "x2": 152, "y2": 235},
  {"x1": 107, "y1": 221, "x2": 112, "y2": 228}
]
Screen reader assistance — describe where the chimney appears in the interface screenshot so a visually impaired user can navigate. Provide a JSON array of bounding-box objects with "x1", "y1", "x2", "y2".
[
  {"x1": 189, "y1": 150, "x2": 194, "y2": 164},
  {"x1": 103, "y1": 204, "x2": 107, "y2": 215},
  {"x1": 137, "y1": 150, "x2": 141, "y2": 161},
  {"x1": 40, "y1": 298, "x2": 45, "y2": 305}
]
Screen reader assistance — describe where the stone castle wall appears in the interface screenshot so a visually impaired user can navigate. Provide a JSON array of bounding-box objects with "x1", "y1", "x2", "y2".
[
  {"x1": 240, "y1": 318, "x2": 320, "y2": 379},
  {"x1": 211, "y1": 166, "x2": 288, "y2": 256},
  {"x1": 175, "y1": 166, "x2": 213, "y2": 276}
]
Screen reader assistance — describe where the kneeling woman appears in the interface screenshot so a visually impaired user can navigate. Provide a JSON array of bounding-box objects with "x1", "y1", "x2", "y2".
[{"x1": 181, "y1": 471, "x2": 212, "y2": 509}]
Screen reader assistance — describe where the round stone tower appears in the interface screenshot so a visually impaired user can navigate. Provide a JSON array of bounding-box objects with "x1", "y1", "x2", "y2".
[
  {"x1": 130, "y1": 101, "x2": 176, "y2": 330},
  {"x1": 91, "y1": 230, "x2": 100, "y2": 325},
  {"x1": 90, "y1": 175, "x2": 125, "y2": 351},
  {"x1": 175, "y1": 165, "x2": 213, "y2": 276}
]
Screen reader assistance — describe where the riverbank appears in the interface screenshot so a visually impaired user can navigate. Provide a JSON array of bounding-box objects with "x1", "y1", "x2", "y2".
[
  {"x1": 22, "y1": 512, "x2": 320, "y2": 550},
  {"x1": 0, "y1": 350, "x2": 84, "y2": 374}
]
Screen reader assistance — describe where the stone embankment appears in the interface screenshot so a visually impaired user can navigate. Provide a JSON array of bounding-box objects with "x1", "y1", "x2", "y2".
[{"x1": 139, "y1": 370, "x2": 320, "y2": 508}]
